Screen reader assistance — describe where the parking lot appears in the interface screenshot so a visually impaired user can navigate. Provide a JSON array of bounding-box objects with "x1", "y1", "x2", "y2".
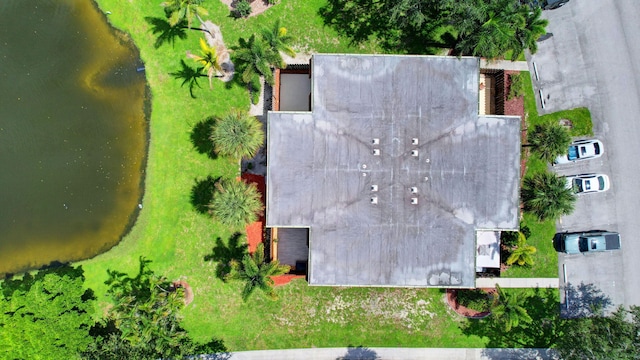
[{"x1": 528, "y1": 0, "x2": 640, "y2": 312}]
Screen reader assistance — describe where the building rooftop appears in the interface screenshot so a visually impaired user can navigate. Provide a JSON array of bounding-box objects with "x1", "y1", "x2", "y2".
[{"x1": 267, "y1": 54, "x2": 520, "y2": 287}]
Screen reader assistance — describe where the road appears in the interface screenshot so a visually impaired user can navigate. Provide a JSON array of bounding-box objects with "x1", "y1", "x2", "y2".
[{"x1": 528, "y1": 0, "x2": 640, "y2": 308}]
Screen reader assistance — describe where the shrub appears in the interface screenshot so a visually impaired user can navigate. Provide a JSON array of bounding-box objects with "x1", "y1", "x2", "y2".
[
  {"x1": 508, "y1": 73, "x2": 524, "y2": 100},
  {"x1": 456, "y1": 289, "x2": 493, "y2": 312},
  {"x1": 235, "y1": 0, "x2": 252, "y2": 18},
  {"x1": 249, "y1": 76, "x2": 261, "y2": 104}
]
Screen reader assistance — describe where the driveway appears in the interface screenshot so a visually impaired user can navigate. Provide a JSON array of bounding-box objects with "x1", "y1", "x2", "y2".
[{"x1": 527, "y1": 0, "x2": 640, "y2": 309}]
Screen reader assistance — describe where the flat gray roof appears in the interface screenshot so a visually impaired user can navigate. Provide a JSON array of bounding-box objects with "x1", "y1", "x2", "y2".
[{"x1": 267, "y1": 54, "x2": 520, "y2": 287}]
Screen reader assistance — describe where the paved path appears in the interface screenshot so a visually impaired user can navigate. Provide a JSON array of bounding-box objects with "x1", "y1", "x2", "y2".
[
  {"x1": 480, "y1": 59, "x2": 529, "y2": 71},
  {"x1": 475, "y1": 277, "x2": 559, "y2": 288},
  {"x1": 202, "y1": 347, "x2": 558, "y2": 360}
]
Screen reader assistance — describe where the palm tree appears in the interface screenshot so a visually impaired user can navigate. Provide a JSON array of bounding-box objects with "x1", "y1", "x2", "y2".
[
  {"x1": 449, "y1": 0, "x2": 546, "y2": 60},
  {"x1": 506, "y1": 232, "x2": 537, "y2": 267},
  {"x1": 521, "y1": 171, "x2": 576, "y2": 221},
  {"x1": 170, "y1": 59, "x2": 206, "y2": 98},
  {"x1": 511, "y1": 6, "x2": 548, "y2": 60},
  {"x1": 161, "y1": 0, "x2": 208, "y2": 28},
  {"x1": 226, "y1": 243, "x2": 290, "y2": 301},
  {"x1": 234, "y1": 34, "x2": 281, "y2": 86},
  {"x1": 260, "y1": 20, "x2": 296, "y2": 66},
  {"x1": 210, "y1": 110, "x2": 264, "y2": 160},
  {"x1": 491, "y1": 284, "x2": 533, "y2": 331},
  {"x1": 527, "y1": 123, "x2": 572, "y2": 163},
  {"x1": 187, "y1": 38, "x2": 223, "y2": 89},
  {"x1": 209, "y1": 179, "x2": 263, "y2": 228}
]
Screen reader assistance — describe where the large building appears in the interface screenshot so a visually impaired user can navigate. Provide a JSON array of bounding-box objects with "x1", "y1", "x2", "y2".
[{"x1": 266, "y1": 54, "x2": 520, "y2": 288}]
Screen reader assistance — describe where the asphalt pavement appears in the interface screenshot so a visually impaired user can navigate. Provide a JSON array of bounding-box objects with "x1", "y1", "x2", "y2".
[{"x1": 527, "y1": 0, "x2": 640, "y2": 308}]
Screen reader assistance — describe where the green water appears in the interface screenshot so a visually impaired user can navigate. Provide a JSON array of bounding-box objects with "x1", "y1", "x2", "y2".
[{"x1": 0, "y1": 0, "x2": 147, "y2": 275}]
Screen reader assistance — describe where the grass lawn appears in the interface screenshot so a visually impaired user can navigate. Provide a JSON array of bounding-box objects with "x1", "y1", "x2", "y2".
[
  {"x1": 502, "y1": 72, "x2": 593, "y2": 279},
  {"x1": 80, "y1": 0, "x2": 491, "y2": 350}
]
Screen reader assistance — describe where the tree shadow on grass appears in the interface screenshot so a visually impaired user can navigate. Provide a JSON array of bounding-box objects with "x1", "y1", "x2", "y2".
[
  {"x1": 460, "y1": 287, "x2": 564, "y2": 348},
  {"x1": 144, "y1": 16, "x2": 188, "y2": 49},
  {"x1": 190, "y1": 117, "x2": 217, "y2": 159},
  {"x1": 204, "y1": 233, "x2": 247, "y2": 280},
  {"x1": 190, "y1": 175, "x2": 220, "y2": 214},
  {"x1": 317, "y1": 0, "x2": 455, "y2": 54}
]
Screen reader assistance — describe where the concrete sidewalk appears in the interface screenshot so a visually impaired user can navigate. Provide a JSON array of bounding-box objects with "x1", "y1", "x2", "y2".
[
  {"x1": 475, "y1": 277, "x2": 559, "y2": 288},
  {"x1": 200, "y1": 347, "x2": 559, "y2": 360},
  {"x1": 480, "y1": 59, "x2": 529, "y2": 71}
]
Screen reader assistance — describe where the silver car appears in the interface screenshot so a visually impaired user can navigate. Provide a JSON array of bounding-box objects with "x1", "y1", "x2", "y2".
[
  {"x1": 565, "y1": 173, "x2": 610, "y2": 194},
  {"x1": 555, "y1": 139, "x2": 603, "y2": 164}
]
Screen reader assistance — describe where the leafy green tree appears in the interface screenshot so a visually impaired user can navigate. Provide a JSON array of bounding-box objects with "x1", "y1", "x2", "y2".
[
  {"x1": 210, "y1": 178, "x2": 263, "y2": 228},
  {"x1": 557, "y1": 306, "x2": 640, "y2": 360},
  {"x1": 522, "y1": 171, "x2": 576, "y2": 221},
  {"x1": 527, "y1": 122, "x2": 572, "y2": 163},
  {"x1": 506, "y1": 232, "x2": 536, "y2": 267},
  {"x1": 491, "y1": 285, "x2": 533, "y2": 331},
  {"x1": 210, "y1": 110, "x2": 264, "y2": 159},
  {"x1": 260, "y1": 20, "x2": 296, "y2": 65},
  {"x1": 0, "y1": 266, "x2": 95, "y2": 359},
  {"x1": 187, "y1": 37, "x2": 223, "y2": 89},
  {"x1": 226, "y1": 243, "x2": 290, "y2": 301},
  {"x1": 161, "y1": 0, "x2": 208, "y2": 28},
  {"x1": 87, "y1": 257, "x2": 225, "y2": 360}
]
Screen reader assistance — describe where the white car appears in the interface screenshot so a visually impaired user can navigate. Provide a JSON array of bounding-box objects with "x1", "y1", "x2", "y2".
[
  {"x1": 554, "y1": 139, "x2": 603, "y2": 164},
  {"x1": 565, "y1": 174, "x2": 610, "y2": 194}
]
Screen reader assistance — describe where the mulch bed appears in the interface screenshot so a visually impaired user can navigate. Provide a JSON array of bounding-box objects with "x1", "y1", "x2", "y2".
[
  {"x1": 241, "y1": 173, "x2": 266, "y2": 254},
  {"x1": 445, "y1": 289, "x2": 495, "y2": 319}
]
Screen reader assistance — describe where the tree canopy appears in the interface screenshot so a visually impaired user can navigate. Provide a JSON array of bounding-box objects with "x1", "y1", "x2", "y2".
[
  {"x1": 527, "y1": 122, "x2": 572, "y2": 163},
  {"x1": 557, "y1": 306, "x2": 640, "y2": 360},
  {"x1": 210, "y1": 110, "x2": 265, "y2": 160},
  {"x1": 0, "y1": 266, "x2": 95, "y2": 359},
  {"x1": 521, "y1": 171, "x2": 576, "y2": 221},
  {"x1": 226, "y1": 243, "x2": 290, "y2": 301},
  {"x1": 85, "y1": 257, "x2": 225, "y2": 359},
  {"x1": 209, "y1": 178, "x2": 264, "y2": 228}
]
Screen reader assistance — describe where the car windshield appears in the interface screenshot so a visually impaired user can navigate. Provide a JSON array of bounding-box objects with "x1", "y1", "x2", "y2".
[
  {"x1": 574, "y1": 179, "x2": 584, "y2": 192},
  {"x1": 594, "y1": 142, "x2": 601, "y2": 154},
  {"x1": 568, "y1": 145, "x2": 578, "y2": 160},
  {"x1": 598, "y1": 176, "x2": 606, "y2": 190}
]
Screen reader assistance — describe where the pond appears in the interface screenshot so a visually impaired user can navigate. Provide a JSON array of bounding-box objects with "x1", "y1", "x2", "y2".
[{"x1": 0, "y1": 0, "x2": 148, "y2": 276}]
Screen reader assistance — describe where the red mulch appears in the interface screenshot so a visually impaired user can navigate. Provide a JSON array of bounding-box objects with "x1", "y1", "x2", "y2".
[
  {"x1": 503, "y1": 70, "x2": 528, "y2": 180},
  {"x1": 445, "y1": 289, "x2": 493, "y2": 319},
  {"x1": 271, "y1": 274, "x2": 306, "y2": 286},
  {"x1": 241, "y1": 173, "x2": 266, "y2": 254}
]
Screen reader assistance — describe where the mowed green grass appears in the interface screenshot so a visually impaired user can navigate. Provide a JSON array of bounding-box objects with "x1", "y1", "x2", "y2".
[
  {"x1": 82, "y1": 0, "x2": 488, "y2": 350},
  {"x1": 502, "y1": 72, "x2": 593, "y2": 279}
]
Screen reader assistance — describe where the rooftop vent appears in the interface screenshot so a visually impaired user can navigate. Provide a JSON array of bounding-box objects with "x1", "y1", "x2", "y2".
[
  {"x1": 411, "y1": 197, "x2": 418, "y2": 205},
  {"x1": 371, "y1": 196, "x2": 378, "y2": 204},
  {"x1": 371, "y1": 184, "x2": 378, "y2": 192},
  {"x1": 362, "y1": 164, "x2": 367, "y2": 169},
  {"x1": 412, "y1": 138, "x2": 419, "y2": 145},
  {"x1": 373, "y1": 149, "x2": 380, "y2": 156},
  {"x1": 410, "y1": 187, "x2": 418, "y2": 194},
  {"x1": 424, "y1": 176, "x2": 429, "y2": 181},
  {"x1": 372, "y1": 138, "x2": 380, "y2": 145},
  {"x1": 411, "y1": 150, "x2": 419, "y2": 157}
]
